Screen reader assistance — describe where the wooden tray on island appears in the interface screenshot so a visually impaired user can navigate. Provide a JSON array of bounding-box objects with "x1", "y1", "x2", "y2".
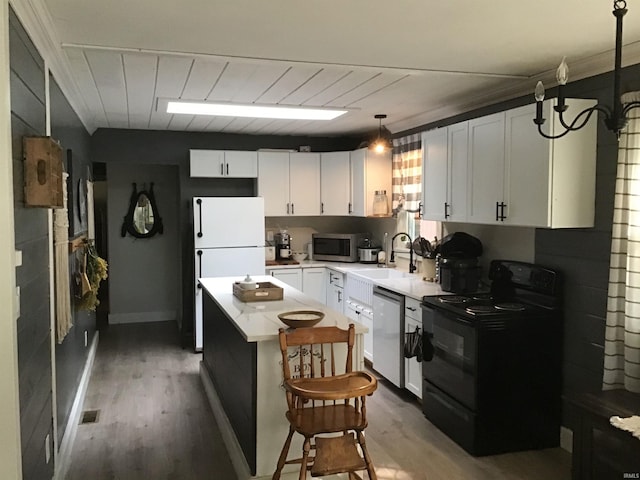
[{"x1": 233, "y1": 281, "x2": 283, "y2": 302}]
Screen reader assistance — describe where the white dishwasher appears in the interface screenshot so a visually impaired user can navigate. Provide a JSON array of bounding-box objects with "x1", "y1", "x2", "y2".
[{"x1": 373, "y1": 286, "x2": 405, "y2": 388}]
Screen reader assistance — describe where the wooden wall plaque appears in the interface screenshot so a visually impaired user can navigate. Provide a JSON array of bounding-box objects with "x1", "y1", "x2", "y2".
[{"x1": 23, "y1": 136, "x2": 64, "y2": 208}]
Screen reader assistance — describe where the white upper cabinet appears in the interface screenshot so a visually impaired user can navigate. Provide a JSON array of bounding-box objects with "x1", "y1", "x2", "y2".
[
  {"x1": 258, "y1": 151, "x2": 290, "y2": 216},
  {"x1": 258, "y1": 151, "x2": 320, "y2": 216},
  {"x1": 421, "y1": 122, "x2": 468, "y2": 222},
  {"x1": 289, "y1": 152, "x2": 321, "y2": 216},
  {"x1": 467, "y1": 112, "x2": 506, "y2": 224},
  {"x1": 190, "y1": 149, "x2": 257, "y2": 178},
  {"x1": 320, "y1": 151, "x2": 351, "y2": 215},
  {"x1": 463, "y1": 99, "x2": 596, "y2": 228},
  {"x1": 503, "y1": 99, "x2": 597, "y2": 228},
  {"x1": 350, "y1": 148, "x2": 392, "y2": 217}
]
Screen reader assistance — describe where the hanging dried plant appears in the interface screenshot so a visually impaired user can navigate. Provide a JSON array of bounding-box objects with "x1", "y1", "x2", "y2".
[{"x1": 76, "y1": 241, "x2": 108, "y2": 311}]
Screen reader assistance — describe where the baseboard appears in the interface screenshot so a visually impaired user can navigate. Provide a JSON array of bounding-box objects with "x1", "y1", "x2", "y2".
[
  {"x1": 560, "y1": 426, "x2": 573, "y2": 453},
  {"x1": 53, "y1": 331, "x2": 99, "y2": 480},
  {"x1": 108, "y1": 311, "x2": 175, "y2": 324}
]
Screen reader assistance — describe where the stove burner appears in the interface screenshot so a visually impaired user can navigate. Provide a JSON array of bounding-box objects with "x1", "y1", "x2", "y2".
[
  {"x1": 439, "y1": 296, "x2": 470, "y2": 304},
  {"x1": 465, "y1": 305, "x2": 496, "y2": 314},
  {"x1": 494, "y1": 302, "x2": 526, "y2": 312}
]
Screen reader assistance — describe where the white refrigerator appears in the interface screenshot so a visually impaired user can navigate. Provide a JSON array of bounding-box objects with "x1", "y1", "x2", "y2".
[{"x1": 193, "y1": 197, "x2": 266, "y2": 351}]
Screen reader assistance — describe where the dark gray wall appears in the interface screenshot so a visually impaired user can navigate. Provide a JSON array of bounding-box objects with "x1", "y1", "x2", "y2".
[
  {"x1": 106, "y1": 163, "x2": 179, "y2": 322},
  {"x1": 399, "y1": 63, "x2": 640, "y2": 427},
  {"x1": 9, "y1": 8, "x2": 54, "y2": 480},
  {"x1": 49, "y1": 75, "x2": 96, "y2": 445},
  {"x1": 90, "y1": 129, "x2": 360, "y2": 347}
]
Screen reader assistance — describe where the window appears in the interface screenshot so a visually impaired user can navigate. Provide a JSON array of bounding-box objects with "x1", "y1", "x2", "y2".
[{"x1": 392, "y1": 134, "x2": 422, "y2": 242}]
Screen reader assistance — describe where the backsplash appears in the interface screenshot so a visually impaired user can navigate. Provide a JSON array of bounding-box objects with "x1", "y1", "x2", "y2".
[{"x1": 265, "y1": 216, "x2": 396, "y2": 252}]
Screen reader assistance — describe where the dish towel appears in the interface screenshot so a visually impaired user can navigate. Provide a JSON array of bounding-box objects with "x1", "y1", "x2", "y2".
[{"x1": 610, "y1": 415, "x2": 640, "y2": 440}]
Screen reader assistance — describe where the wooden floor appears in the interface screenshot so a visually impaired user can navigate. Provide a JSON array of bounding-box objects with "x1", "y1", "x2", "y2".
[
  {"x1": 66, "y1": 321, "x2": 571, "y2": 480},
  {"x1": 66, "y1": 321, "x2": 236, "y2": 480}
]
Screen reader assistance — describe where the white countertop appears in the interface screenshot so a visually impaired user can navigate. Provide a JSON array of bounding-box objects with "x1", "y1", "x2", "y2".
[
  {"x1": 199, "y1": 275, "x2": 366, "y2": 342},
  {"x1": 266, "y1": 260, "x2": 447, "y2": 300}
]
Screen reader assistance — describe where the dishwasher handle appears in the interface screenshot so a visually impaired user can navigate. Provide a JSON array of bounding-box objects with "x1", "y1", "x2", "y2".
[{"x1": 373, "y1": 286, "x2": 403, "y2": 303}]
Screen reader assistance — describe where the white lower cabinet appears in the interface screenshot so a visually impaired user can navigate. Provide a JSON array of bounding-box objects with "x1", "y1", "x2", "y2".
[
  {"x1": 270, "y1": 269, "x2": 302, "y2": 291},
  {"x1": 345, "y1": 300, "x2": 373, "y2": 362},
  {"x1": 326, "y1": 270, "x2": 345, "y2": 313},
  {"x1": 404, "y1": 297, "x2": 422, "y2": 399},
  {"x1": 302, "y1": 268, "x2": 326, "y2": 303}
]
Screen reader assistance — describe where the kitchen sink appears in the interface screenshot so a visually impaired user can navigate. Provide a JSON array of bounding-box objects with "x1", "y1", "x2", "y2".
[{"x1": 353, "y1": 268, "x2": 414, "y2": 280}]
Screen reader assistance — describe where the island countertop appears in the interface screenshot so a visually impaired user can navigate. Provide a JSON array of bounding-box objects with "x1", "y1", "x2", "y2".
[{"x1": 199, "y1": 275, "x2": 366, "y2": 342}]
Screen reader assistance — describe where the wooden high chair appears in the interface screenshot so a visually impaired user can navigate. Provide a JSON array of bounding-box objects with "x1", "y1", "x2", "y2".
[{"x1": 273, "y1": 323, "x2": 378, "y2": 480}]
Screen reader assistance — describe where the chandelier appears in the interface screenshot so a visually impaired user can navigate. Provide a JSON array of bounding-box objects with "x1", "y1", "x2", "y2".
[{"x1": 533, "y1": 0, "x2": 640, "y2": 139}]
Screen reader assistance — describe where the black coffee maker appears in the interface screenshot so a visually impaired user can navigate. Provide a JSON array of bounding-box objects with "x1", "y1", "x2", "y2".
[
  {"x1": 274, "y1": 231, "x2": 291, "y2": 260},
  {"x1": 437, "y1": 232, "x2": 483, "y2": 293}
]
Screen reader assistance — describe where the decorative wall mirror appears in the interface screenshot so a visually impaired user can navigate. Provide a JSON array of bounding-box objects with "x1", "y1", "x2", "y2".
[{"x1": 121, "y1": 182, "x2": 163, "y2": 238}]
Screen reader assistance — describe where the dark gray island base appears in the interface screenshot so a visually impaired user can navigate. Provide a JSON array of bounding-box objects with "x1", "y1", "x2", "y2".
[
  {"x1": 197, "y1": 276, "x2": 366, "y2": 480},
  {"x1": 202, "y1": 292, "x2": 257, "y2": 474}
]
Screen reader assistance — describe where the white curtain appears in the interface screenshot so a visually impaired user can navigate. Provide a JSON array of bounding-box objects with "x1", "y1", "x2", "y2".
[{"x1": 603, "y1": 91, "x2": 640, "y2": 393}]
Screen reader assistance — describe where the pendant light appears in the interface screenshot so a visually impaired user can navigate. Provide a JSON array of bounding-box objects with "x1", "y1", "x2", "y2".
[
  {"x1": 370, "y1": 114, "x2": 393, "y2": 153},
  {"x1": 533, "y1": 0, "x2": 640, "y2": 139}
]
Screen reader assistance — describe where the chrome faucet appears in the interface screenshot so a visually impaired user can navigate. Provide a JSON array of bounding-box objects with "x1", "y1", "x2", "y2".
[{"x1": 390, "y1": 232, "x2": 416, "y2": 273}]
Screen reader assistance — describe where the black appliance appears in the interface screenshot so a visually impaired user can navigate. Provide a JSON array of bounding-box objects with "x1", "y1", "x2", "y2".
[
  {"x1": 274, "y1": 232, "x2": 291, "y2": 260},
  {"x1": 437, "y1": 232, "x2": 483, "y2": 293},
  {"x1": 421, "y1": 260, "x2": 562, "y2": 456}
]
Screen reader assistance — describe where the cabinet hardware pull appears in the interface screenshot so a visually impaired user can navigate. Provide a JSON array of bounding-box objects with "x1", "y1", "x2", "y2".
[
  {"x1": 196, "y1": 198, "x2": 203, "y2": 237},
  {"x1": 220, "y1": 163, "x2": 224, "y2": 175},
  {"x1": 286, "y1": 203, "x2": 290, "y2": 214},
  {"x1": 291, "y1": 203, "x2": 295, "y2": 215},
  {"x1": 444, "y1": 202, "x2": 450, "y2": 219},
  {"x1": 500, "y1": 202, "x2": 507, "y2": 221},
  {"x1": 419, "y1": 201, "x2": 423, "y2": 218},
  {"x1": 321, "y1": 202, "x2": 324, "y2": 214},
  {"x1": 348, "y1": 202, "x2": 352, "y2": 214},
  {"x1": 197, "y1": 250, "x2": 203, "y2": 289},
  {"x1": 495, "y1": 202, "x2": 500, "y2": 222},
  {"x1": 338, "y1": 291, "x2": 342, "y2": 302},
  {"x1": 226, "y1": 163, "x2": 229, "y2": 175},
  {"x1": 407, "y1": 306, "x2": 416, "y2": 311}
]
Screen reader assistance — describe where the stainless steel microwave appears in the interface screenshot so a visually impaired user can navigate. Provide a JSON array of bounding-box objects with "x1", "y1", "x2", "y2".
[{"x1": 312, "y1": 233, "x2": 364, "y2": 263}]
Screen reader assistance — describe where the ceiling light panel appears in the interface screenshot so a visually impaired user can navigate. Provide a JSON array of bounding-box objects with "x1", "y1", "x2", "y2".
[{"x1": 164, "y1": 100, "x2": 348, "y2": 120}]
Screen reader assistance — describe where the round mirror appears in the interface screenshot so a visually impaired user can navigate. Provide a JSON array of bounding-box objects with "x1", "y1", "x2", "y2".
[
  {"x1": 121, "y1": 183, "x2": 163, "y2": 239},
  {"x1": 133, "y1": 193, "x2": 154, "y2": 234}
]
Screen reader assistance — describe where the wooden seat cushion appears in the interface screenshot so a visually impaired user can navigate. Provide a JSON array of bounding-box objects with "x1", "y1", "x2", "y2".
[{"x1": 285, "y1": 404, "x2": 367, "y2": 436}]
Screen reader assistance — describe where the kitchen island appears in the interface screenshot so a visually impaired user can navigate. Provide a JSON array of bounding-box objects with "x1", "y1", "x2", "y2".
[{"x1": 198, "y1": 275, "x2": 366, "y2": 480}]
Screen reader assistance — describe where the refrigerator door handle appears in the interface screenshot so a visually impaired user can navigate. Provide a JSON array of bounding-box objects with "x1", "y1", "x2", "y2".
[
  {"x1": 197, "y1": 250, "x2": 203, "y2": 289},
  {"x1": 196, "y1": 198, "x2": 203, "y2": 238}
]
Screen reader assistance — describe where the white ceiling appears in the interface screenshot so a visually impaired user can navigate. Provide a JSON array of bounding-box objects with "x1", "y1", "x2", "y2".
[{"x1": 15, "y1": 0, "x2": 640, "y2": 137}]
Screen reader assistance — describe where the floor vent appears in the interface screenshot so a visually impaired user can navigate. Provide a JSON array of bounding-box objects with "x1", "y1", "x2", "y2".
[{"x1": 80, "y1": 409, "x2": 100, "y2": 425}]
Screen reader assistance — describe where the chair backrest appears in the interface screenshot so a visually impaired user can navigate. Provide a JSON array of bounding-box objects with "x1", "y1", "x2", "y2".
[{"x1": 278, "y1": 324, "x2": 355, "y2": 383}]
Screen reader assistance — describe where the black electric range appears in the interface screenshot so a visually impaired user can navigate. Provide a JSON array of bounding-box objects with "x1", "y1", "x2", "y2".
[{"x1": 420, "y1": 260, "x2": 563, "y2": 456}]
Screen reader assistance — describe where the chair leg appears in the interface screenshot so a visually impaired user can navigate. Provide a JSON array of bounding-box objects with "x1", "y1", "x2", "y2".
[
  {"x1": 357, "y1": 431, "x2": 377, "y2": 480},
  {"x1": 272, "y1": 426, "x2": 295, "y2": 480},
  {"x1": 299, "y1": 437, "x2": 311, "y2": 480}
]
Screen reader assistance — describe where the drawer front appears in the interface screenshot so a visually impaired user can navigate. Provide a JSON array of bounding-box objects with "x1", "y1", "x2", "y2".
[{"x1": 405, "y1": 297, "x2": 421, "y2": 321}]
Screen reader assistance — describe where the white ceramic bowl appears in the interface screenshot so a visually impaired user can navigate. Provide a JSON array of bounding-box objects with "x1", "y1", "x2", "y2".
[{"x1": 292, "y1": 252, "x2": 308, "y2": 263}]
